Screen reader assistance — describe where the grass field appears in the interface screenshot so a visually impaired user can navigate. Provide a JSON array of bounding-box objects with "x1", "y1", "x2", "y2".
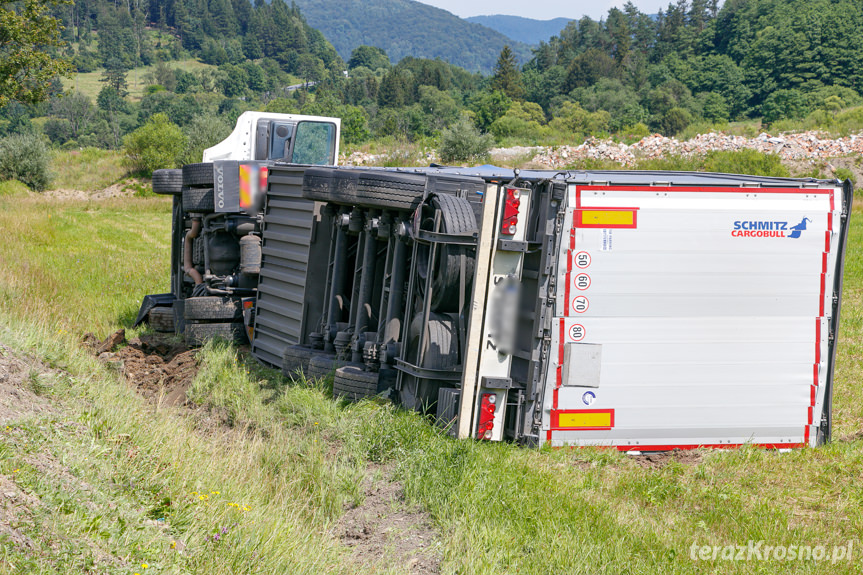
[
  {"x1": 61, "y1": 59, "x2": 216, "y2": 102},
  {"x1": 0, "y1": 191, "x2": 862, "y2": 574}
]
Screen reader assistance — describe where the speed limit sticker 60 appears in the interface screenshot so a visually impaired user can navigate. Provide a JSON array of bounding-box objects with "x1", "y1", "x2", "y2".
[{"x1": 574, "y1": 273, "x2": 591, "y2": 290}]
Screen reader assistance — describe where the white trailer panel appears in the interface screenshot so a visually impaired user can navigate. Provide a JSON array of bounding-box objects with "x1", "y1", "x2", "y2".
[{"x1": 543, "y1": 184, "x2": 843, "y2": 449}]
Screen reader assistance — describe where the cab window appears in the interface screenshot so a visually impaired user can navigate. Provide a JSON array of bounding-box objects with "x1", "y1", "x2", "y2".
[{"x1": 291, "y1": 121, "x2": 337, "y2": 165}]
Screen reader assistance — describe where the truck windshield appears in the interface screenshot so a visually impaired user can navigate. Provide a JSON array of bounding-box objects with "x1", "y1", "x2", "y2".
[{"x1": 292, "y1": 121, "x2": 337, "y2": 165}]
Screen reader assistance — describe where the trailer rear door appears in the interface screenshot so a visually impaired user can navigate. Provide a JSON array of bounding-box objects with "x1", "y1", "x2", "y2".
[{"x1": 543, "y1": 182, "x2": 850, "y2": 449}]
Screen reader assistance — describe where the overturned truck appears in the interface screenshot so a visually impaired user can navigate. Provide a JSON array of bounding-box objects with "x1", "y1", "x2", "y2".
[{"x1": 140, "y1": 145, "x2": 852, "y2": 449}]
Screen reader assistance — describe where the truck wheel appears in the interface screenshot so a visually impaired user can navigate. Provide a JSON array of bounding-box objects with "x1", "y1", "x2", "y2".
[
  {"x1": 184, "y1": 296, "x2": 243, "y2": 322},
  {"x1": 282, "y1": 345, "x2": 317, "y2": 378},
  {"x1": 302, "y1": 169, "x2": 359, "y2": 203},
  {"x1": 182, "y1": 163, "x2": 214, "y2": 188},
  {"x1": 148, "y1": 306, "x2": 175, "y2": 333},
  {"x1": 333, "y1": 364, "x2": 379, "y2": 401},
  {"x1": 185, "y1": 322, "x2": 247, "y2": 347},
  {"x1": 152, "y1": 169, "x2": 182, "y2": 195},
  {"x1": 399, "y1": 313, "x2": 459, "y2": 411},
  {"x1": 355, "y1": 172, "x2": 426, "y2": 211},
  {"x1": 416, "y1": 194, "x2": 477, "y2": 312},
  {"x1": 305, "y1": 353, "x2": 347, "y2": 380},
  {"x1": 182, "y1": 187, "x2": 215, "y2": 213}
]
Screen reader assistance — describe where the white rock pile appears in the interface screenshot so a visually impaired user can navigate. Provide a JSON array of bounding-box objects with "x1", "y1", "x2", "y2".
[{"x1": 530, "y1": 131, "x2": 863, "y2": 168}]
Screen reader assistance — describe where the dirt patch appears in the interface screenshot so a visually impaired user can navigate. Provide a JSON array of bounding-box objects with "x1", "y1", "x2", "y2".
[
  {"x1": 335, "y1": 467, "x2": 440, "y2": 574},
  {"x1": 0, "y1": 344, "x2": 58, "y2": 424},
  {"x1": 0, "y1": 474, "x2": 41, "y2": 551},
  {"x1": 91, "y1": 332, "x2": 198, "y2": 406},
  {"x1": 44, "y1": 179, "x2": 148, "y2": 201},
  {"x1": 631, "y1": 449, "x2": 703, "y2": 469}
]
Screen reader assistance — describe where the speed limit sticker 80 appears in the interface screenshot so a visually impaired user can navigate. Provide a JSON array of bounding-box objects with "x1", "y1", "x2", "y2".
[{"x1": 568, "y1": 324, "x2": 586, "y2": 341}]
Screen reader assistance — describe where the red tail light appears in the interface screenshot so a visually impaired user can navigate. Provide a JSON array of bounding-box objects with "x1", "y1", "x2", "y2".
[
  {"x1": 501, "y1": 187, "x2": 521, "y2": 236},
  {"x1": 259, "y1": 166, "x2": 269, "y2": 192},
  {"x1": 477, "y1": 393, "x2": 496, "y2": 440}
]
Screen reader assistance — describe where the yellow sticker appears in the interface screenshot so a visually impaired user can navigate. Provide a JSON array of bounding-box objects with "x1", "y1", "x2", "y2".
[
  {"x1": 581, "y1": 210, "x2": 634, "y2": 226},
  {"x1": 558, "y1": 411, "x2": 612, "y2": 429}
]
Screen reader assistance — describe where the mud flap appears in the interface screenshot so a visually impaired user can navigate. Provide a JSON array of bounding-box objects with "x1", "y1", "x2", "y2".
[{"x1": 133, "y1": 293, "x2": 176, "y2": 328}]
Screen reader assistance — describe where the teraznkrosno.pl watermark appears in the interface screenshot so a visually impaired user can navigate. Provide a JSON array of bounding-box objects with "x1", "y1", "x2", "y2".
[{"x1": 690, "y1": 540, "x2": 854, "y2": 562}]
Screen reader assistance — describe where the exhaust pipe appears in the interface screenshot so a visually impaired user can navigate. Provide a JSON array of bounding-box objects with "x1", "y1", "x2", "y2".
[{"x1": 183, "y1": 218, "x2": 203, "y2": 284}]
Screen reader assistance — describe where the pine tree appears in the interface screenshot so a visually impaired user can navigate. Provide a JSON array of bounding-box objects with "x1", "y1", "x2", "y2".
[{"x1": 491, "y1": 45, "x2": 524, "y2": 100}]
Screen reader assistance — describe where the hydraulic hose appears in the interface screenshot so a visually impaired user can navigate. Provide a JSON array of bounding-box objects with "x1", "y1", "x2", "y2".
[{"x1": 183, "y1": 218, "x2": 203, "y2": 285}]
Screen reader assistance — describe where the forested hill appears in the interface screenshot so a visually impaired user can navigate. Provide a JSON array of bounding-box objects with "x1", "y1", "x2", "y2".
[
  {"x1": 465, "y1": 15, "x2": 572, "y2": 46},
  {"x1": 65, "y1": 0, "x2": 342, "y2": 77},
  {"x1": 10, "y1": 0, "x2": 863, "y2": 160},
  {"x1": 289, "y1": 0, "x2": 532, "y2": 73},
  {"x1": 522, "y1": 0, "x2": 863, "y2": 129}
]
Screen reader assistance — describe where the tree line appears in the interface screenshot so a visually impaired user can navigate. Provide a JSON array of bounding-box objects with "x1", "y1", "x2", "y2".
[{"x1": 2, "y1": 0, "x2": 863, "y2": 165}]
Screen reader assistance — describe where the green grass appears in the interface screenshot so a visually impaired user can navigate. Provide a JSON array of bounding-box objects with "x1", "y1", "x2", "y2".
[
  {"x1": 62, "y1": 59, "x2": 216, "y2": 102},
  {"x1": 50, "y1": 148, "x2": 129, "y2": 192},
  {"x1": 0, "y1": 194, "x2": 862, "y2": 573},
  {"x1": 561, "y1": 149, "x2": 791, "y2": 177}
]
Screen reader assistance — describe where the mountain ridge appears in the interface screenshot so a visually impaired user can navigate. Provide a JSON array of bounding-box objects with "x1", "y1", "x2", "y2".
[
  {"x1": 465, "y1": 15, "x2": 573, "y2": 45},
  {"x1": 288, "y1": 0, "x2": 533, "y2": 73}
]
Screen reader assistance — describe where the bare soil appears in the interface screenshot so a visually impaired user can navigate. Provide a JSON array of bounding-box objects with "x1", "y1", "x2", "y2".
[
  {"x1": 0, "y1": 343, "x2": 58, "y2": 424},
  {"x1": 631, "y1": 449, "x2": 703, "y2": 469},
  {"x1": 88, "y1": 331, "x2": 198, "y2": 406},
  {"x1": 335, "y1": 467, "x2": 440, "y2": 574}
]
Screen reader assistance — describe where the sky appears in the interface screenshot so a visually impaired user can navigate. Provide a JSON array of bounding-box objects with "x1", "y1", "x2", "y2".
[{"x1": 414, "y1": 0, "x2": 673, "y2": 20}]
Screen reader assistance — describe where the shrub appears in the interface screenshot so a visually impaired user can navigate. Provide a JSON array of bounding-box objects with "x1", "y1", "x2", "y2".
[
  {"x1": 702, "y1": 149, "x2": 789, "y2": 177},
  {"x1": 0, "y1": 133, "x2": 52, "y2": 191},
  {"x1": 180, "y1": 113, "x2": 233, "y2": 165},
  {"x1": 439, "y1": 116, "x2": 494, "y2": 164},
  {"x1": 123, "y1": 113, "x2": 186, "y2": 176}
]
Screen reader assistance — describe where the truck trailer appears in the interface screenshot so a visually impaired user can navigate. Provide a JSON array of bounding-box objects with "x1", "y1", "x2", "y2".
[{"x1": 138, "y1": 116, "x2": 852, "y2": 450}]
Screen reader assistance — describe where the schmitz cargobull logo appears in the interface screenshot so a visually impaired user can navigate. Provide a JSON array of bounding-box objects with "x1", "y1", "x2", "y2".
[{"x1": 731, "y1": 217, "x2": 810, "y2": 238}]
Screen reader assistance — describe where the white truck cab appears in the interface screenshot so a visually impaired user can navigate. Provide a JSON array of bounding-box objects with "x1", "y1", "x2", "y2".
[{"x1": 203, "y1": 111, "x2": 341, "y2": 165}]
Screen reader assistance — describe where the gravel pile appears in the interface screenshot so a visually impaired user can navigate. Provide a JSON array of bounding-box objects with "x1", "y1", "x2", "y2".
[{"x1": 530, "y1": 131, "x2": 863, "y2": 168}]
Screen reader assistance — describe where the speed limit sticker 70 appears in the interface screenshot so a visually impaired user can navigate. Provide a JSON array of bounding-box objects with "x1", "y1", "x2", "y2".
[
  {"x1": 572, "y1": 296, "x2": 589, "y2": 313},
  {"x1": 569, "y1": 324, "x2": 586, "y2": 341}
]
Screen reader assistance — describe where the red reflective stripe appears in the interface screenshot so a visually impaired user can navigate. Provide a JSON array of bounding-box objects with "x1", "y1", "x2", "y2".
[
  {"x1": 815, "y1": 320, "x2": 821, "y2": 363},
  {"x1": 554, "y1": 320, "x2": 564, "y2": 411},
  {"x1": 578, "y1": 185, "x2": 832, "y2": 195},
  {"x1": 564, "y1": 249, "x2": 571, "y2": 317},
  {"x1": 606, "y1": 443, "x2": 806, "y2": 451},
  {"x1": 819, "y1": 274, "x2": 826, "y2": 316}
]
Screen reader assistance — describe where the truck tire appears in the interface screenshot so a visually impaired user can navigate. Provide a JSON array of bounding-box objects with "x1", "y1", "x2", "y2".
[
  {"x1": 148, "y1": 306, "x2": 175, "y2": 333},
  {"x1": 282, "y1": 345, "x2": 317, "y2": 377},
  {"x1": 305, "y1": 353, "x2": 347, "y2": 380},
  {"x1": 184, "y1": 296, "x2": 243, "y2": 322},
  {"x1": 185, "y1": 322, "x2": 247, "y2": 346},
  {"x1": 333, "y1": 364, "x2": 379, "y2": 401},
  {"x1": 152, "y1": 169, "x2": 182, "y2": 195},
  {"x1": 417, "y1": 194, "x2": 477, "y2": 312},
  {"x1": 355, "y1": 172, "x2": 426, "y2": 211},
  {"x1": 400, "y1": 313, "x2": 459, "y2": 412},
  {"x1": 183, "y1": 187, "x2": 215, "y2": 213},
  {"x1": 182, "y1": 163, "x2": 214, "y2": 188},
  {"x1": 302, "y1": 169, "x2": 359, "y2": 203}
]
